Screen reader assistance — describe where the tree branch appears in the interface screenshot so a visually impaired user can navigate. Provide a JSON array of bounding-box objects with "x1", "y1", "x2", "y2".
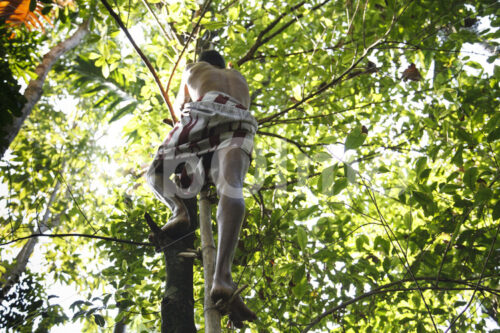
[
  {"x1": 257, "y1": 130, "x2": 317, "y2": 158},
  {"x1": 140, "y1": 0, "x2": 181, "y2": 50},
  {"x1": 99, "y1": 0, "x2": 177, "y2": 123},
  {"x1": 0, "y1": 19, "x2": 89, "y2": 159},
  {"x1": 445, "y1": 217, "x2": 500, "y2": 332},
  {"x1": 237, "y1": 1, "x2": 307, "y2": 66},
  {"x1": 258, "y1": 98, "x2": 394, "y2": 128},
  {"x1": 260, "y1": 1, "x2": 405, "y2": 125},
  {"x1": 301, "y1": 276, "x2": 500, "y2": 333},
  {"x1": 165, "y1": 0, "x2": 212, "y2": 124},
  {"x1": 0, "y1": 233, "x2": 153, "y2": 247}
]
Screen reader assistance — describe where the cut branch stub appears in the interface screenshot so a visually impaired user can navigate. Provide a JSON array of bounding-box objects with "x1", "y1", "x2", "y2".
[{"x1": 144, "y1": 212, "x2": 173, "y2": 252}]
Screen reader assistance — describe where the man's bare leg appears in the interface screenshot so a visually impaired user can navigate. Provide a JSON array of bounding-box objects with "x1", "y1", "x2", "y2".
[
  {"x1": 160, "y1": 195, "x2": 190, "y2": 236},
  {"x1": 146, "y1": 163, "x2": 190, "y2": 237},
  {"x1": 210, "y1": 148, "x2": 256, "y2": 323}
]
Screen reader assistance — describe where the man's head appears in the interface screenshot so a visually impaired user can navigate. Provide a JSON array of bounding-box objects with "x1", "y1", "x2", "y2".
[{"x1": 198, "y1": 50, "x2": 225, "y2": 69}]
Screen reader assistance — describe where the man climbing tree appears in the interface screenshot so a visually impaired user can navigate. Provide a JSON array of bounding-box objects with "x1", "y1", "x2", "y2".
[{"x1": 146, "y1": 50, "x2": 258, "y2": 326}]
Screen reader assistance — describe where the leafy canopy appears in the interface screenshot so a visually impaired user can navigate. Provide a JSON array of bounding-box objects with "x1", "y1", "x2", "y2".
[{"x1": 1, "y1": 0, "x2": 499, "y2": 332}]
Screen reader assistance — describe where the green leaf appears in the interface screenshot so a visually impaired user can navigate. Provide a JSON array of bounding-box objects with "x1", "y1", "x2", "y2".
[
  {"x1": 41, "y1": 6, "x2": 52, "y2": 15},
  {"x1": 344, "y1": 126, "x2": 367, "y2": 151},
  {"x1": 415, "y1": 156, "x2": 427, "y2": 178},
  {"x1": 203, "y1": 21, "x2": 226, "y2": 30},
  {"x1": 456, "y1": 128, "x2": 474, "y2": 144},
  {"x1": 344, "y1": 164, "x2": 356, "y2": 183},
  {"x1": 109, "y1": 102, "x2": 137, "y2": 123},
  {"x1": 332, "y1": 177, "x2": 348, "y2": 195},
  {"x1": 102, "y1": 64, "x2": 110, "y2": 78},
  {"x1": 29, "y1": 0, "x2": 37, "y2": 12},
  {"x1": 291, "y1": 280, "x2": 308, "y2": 298},
  {"x1": 466, "y1": 61, "x2": 483, "y2": 70},
  {"x1": 94, "y1": 314, "x2": 105, "y2": 327},
  {"x1": 356, "y1": 234, "x2": 369, "y2": 251},
  {"x1": 377, "y1": 166, "x2": 390, "y2": 173},
  {"x1": 319, "y1": 165, "x2": 336, "y2": 192},
  {"x1": 487, "y1": 126, "x2": 500, "y2": 142},
  {"x1": 493, "y1": 201, "x2": 500, "y2": 220},
  {"x1": 440, "y1": 183, "x2": 460, "y2": 194},
  {"x1": 88, "y1": 52, "x2": 101, "y2": 60},
  {"x1": 412, "y1": 191, "x2": 432, "y2": 205},
  {"x1": 374, "y1": 236, "x2": 390, "y2": 254},
  {"x1": 475, "y1": 188, "x2": 492, "y2": 203},
  {"x1": 463, "y1": 167, "x2": 478, "y2": 190},
  {"x1": 297, "y1": 227, "x2": 308, "y2": 251},
  {"x1": 292, "y1": 265, "x2": 305, "y2": 283}
]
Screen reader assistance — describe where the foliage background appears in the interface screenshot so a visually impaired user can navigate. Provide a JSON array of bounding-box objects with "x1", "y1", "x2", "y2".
[{"x1": 1, "y1": 0, "x2": 499, "y2": 332}]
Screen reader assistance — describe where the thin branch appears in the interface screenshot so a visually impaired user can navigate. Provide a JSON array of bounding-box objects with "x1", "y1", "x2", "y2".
[
  {"x1": 362, "y1": 176, "x2": 439, "y2": 332},
  {"x1": 0, "y1": 233, "x2": 153, "y2": 247},
  {"x1": 361, "y1": 0, "x2": 368, "y2": 49},
  {"x1": 56, "y1": 170, "x2": 97, "y2": 234},
  {"x1": 242, "y1": 41, "x2": 353, "y2": 62},
  {"x1": 257, "y1": 130, "x2": 315, "y2": 158},
  {"x1": 301, "y1": 277, "x2": 500, "y2": 333},
  {"x1": 377, "y1": 41, "x2": 494, "y2": 57},
  {"x1": 237, "y1": 1, "x2": 308, "y2": 66},
  {"x1": 241, "y1": 0, "x2": 331, "y2": 67},
  {"x1": 346, "y1": 0, "x2": 362, "y2": 37},
  {"x1": 257, "y1": 172, "x2": 321, "y2": 192},
  {"x1": 141, "y1": 0, "x2": 181, "y2": 49},
  {"x1": 445, "y1": 217, "x2": 500, "y2": 332},
  {"x1": 258, "y1": 98, "x2": 394, "y2": 128},
  {"x1": 259, "y1": 12, "x2": 398, "y2": 125},
  {"x1": 435, "y1": 207, "x2": 473, "y2": 286},
  {"x1": 99, "y1": 0, "x2": 176, "y2": 123},
  {"x1": 164, "y1": 0, "x2": 213, "y2": 124}
]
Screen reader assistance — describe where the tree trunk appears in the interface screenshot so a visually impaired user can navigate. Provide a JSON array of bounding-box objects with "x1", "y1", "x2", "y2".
[
  {"x1": 199, "y1": 189, "x2": 221, "y2": 332},
  {"x1": 146, "y1": 197, "x2": 199, "y2": 333},
  {"x1": 160, "y1": 197, "x2": 198, "y2": 333},
  {"x1": 0, "y1": 178, "x2": 62, "y2": 298},
  {"x1": 0, "y1": 19, "x2": 90, "y2": 159}
]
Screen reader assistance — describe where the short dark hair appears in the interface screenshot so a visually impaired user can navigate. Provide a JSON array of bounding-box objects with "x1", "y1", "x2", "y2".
[{"x1": 198, "y1": 50, "x2": 225, "y2": 68}]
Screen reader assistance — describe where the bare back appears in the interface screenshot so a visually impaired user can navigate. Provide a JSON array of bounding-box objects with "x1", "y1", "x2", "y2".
[{"x1": 184, "y1": 62, "x2": 250, "y2": 109}]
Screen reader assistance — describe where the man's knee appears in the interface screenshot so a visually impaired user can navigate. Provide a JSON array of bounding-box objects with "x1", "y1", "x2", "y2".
[
  {"x1": 213, "y1": 148, "x2": 249, "y2": 198},
  {"x1": 217, "y1": 195, "x2": 245, "y2": 219}
]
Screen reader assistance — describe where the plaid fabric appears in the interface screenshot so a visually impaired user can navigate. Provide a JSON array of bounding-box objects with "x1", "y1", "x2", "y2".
[{"x1": 146, "y1": 91, "x2": 257, "y2": 199}]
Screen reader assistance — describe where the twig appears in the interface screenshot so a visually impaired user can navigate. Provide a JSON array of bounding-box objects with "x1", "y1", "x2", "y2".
[
  {"x1": 237, "y1": 1, "x2": 308, "y2": 66},
  {"x1": 56, "y1": 170, "x2": 97, "y2": 234},
  {"x1": 259, "y1": 13, "x2": 397, "y2": 125},
  {"x1": 257, "y1": 130, "x2": 313, "y2": 158},
  {"x1": 258, "y1": 98, "x2": 394, "y2": 128},
  {"x1": 301, "y1": 277, "x2": 500, "y2": 333},
  {"x1": 362, "y1": 176, "x2": 439, "y2": 332},
  {"x1": 99, "y1": 0, "x2": 177, "y2": 123},
  {"x1": 435, "y1": 207, "x2": 473, "y2": 286},
  {"x1": 141, "y1": 0, "x2": 181, "y2": 49},
  {"x1": 445, "y1": 217, "x2": 500, "y2": 332},
  {"x1": 164, "y1": 0, "x2": 213, "y2": 123},
  {"x1": 0, "y1": 233, "x2": 153, "y2": 247}
]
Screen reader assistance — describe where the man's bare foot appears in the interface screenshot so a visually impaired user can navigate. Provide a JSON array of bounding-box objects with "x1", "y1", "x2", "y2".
[{"x1": 210, "y1": 280, "x2": 256, "y2": 324}]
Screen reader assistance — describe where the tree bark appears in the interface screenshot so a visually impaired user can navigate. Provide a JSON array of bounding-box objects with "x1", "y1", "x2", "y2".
[
  {"x1": 199, "y1": 190, "x2": 221, "y2": 332},
  {"x1": 0, "y1": 19, "x2": 90, "y2": 159},
  {"x1": 0, "y1": 178, "x2": 62, "y2": 299},
  {"x1": 160, "y1": 197, "x2": 198, "y2": 333},
  {"x1": 146, "y1": 197, "x2": 198, "y2": 333}
]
